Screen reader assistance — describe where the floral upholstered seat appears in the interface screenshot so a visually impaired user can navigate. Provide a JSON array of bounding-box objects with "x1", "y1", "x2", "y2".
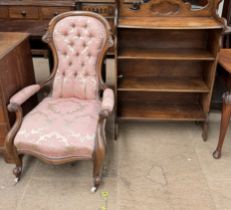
[
  {"x1": 14, "y1": 97, "x2": 101, "y2": 159},
  {"x1": 5, "y1": 12, "x2": 114, "y2": 192}
]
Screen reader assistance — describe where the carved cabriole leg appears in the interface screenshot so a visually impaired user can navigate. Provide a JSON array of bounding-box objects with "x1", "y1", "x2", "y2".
[
  {"x1": 91, "y1": 112, "x2": 108, "y2": 192},
  {"x1": 213, "y1": 92, "x2": 231, "y2": 159},
  {"x1": 13, "y1": 154, "x2": 23, "y2": 183},
  {"x1": 5, "y1": 103, "x2": 23, "y2": 182}
]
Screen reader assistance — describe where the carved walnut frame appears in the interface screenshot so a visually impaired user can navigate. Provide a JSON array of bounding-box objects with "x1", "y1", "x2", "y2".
[
  {"x1": 5, "y1": 11, "x2": 114, "y2": 191},
  {"x1": 122, "y1": 0, "x2": 224, "y2": 21}
]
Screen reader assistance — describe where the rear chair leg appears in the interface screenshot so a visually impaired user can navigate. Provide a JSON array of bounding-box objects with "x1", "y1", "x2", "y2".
[
  {"x1": 113, "y1": 122, "x2": 119, "y2": 141},
  {"x1": 202, "y1": 119, "x2": 208, "y2": 142}
]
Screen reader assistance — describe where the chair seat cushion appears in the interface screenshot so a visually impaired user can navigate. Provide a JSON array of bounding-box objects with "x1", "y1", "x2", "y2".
[{"x1": 14, "y1": 97, "x2": 101, "y2": 160}]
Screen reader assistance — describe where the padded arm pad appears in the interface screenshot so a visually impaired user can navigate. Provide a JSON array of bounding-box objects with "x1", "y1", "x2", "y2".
[
  {"x1": 101, "y1": 88, "x2": 114, "y2": 113},
  {"x1": 10, "y1": 84, "x2": 40, "y2": 106}
]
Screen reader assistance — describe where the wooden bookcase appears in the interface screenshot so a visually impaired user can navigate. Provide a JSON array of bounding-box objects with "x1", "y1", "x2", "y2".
[{"x1": 115, "y1": 0, "x2": 226, "y2": 140}]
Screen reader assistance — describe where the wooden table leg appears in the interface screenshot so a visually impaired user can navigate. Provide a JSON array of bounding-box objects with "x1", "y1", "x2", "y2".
[
  {"x1": 202, "y1": 115, "x2": 208, "y2": 141},
  {"x1": 213, "y1": 91, "x2": 231, "y2": 159}
]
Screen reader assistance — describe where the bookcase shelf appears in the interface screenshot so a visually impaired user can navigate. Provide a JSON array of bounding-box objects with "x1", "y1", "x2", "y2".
[
  {"x1": 118, "y1": 101, "x2": 206, "y2": 121},
  {"x1": 118, "y1": 77, "x2": 210, "y2": 93},
  {"x1": 118, "y1": 48, "x2": 215, "y2": 60}
]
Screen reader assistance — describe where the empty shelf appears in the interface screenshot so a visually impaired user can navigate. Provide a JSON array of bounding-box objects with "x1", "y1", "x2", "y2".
[
  {"x1": 118, "y1": 77, "x2": 210, "y2": 93},
  {"x1": 118, "y1": 48, "x2": 215, "y2": 60}
]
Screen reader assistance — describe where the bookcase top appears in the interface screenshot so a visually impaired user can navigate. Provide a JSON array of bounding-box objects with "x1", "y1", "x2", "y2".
[{"x1": 119, "y1": 0, "x2": 225, "y2": 29}]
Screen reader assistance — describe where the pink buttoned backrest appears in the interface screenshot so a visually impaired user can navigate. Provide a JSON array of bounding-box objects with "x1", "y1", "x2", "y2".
[{"x1": 51, "y1": 15, "x2": 107, "y2": 99}]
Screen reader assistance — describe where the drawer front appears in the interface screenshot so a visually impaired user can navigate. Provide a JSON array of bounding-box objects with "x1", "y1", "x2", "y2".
[
  {"x1": 41, "y1": 7, "x2": 72, "y2": 19},
  {"x1": 9, "y1": 6, "x2": 39, "y2": 19},
  {"x1": 0, "y1": 7, "x2": 8, "y2": 19},
  {"x1": 81, "y1": 4, "x2": 115, "y2": 16}
]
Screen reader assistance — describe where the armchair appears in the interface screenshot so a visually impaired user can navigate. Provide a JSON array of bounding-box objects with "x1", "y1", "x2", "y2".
[{"x1": 5, "y1": 11, "x2": 114, "y2": 192}]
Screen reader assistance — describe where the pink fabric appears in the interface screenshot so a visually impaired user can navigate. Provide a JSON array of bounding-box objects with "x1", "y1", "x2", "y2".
[
  {"x1": 14, "y1": 97, "x2": 101, "y2": 159},
  {"x1": 10, "y1": 84, "x2": 40, "y2": 105},
  {"x1": 101, "y1": 88, "x2": 114, "y2": 112},
  {"x1": 52, "y1": 16, "x2": 107, "y2": 99}
]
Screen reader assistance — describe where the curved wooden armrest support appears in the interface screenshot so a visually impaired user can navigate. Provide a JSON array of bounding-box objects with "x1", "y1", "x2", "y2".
[
  {"x1": 5, "y1": 103, "x2": 23, "y2": 163},
  {"x1": 99, "y1": 109, "x2": 110, "y2": 120},
  {"x1": 7, "y1": 103, "x2": 21, "y2": 113},
  {"x1": 224, "y1": 25, "x2": 231, "y2": 36}
]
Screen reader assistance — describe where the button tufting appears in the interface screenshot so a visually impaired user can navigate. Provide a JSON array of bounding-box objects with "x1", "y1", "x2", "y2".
[
  {"x1": 71, "y1": 23, "x2": 76, "y2": 28},
  {"x1": 84, "y1": 71, "x2": 89, "y2": 76},
  {"x1": 74, "y1": 72, "x2": 78, "y2": 77},
  {"x1": 81, "y1": 62, "x2": 85, "y2": 67},
  {"x1": 63, "y1": 51, "x2": 67, "y2": 56},
  {"x1": 76, "y1": 52, "x2": 79, "y2": 56},
  {"x1": 69, "y1": 61, "x2": 72, "y2": 66},
  {"x1": 88, "y1": 53, "x2": 91, "y2": 57},
  {"x1": 77, "y1": 32, "x2": 81, "y2": 37},
  {"x1": 62, "y1": 72, "x2": 65, "y2": 76},
  {"x1": 69, "y1": 41, "x2": 74, "y2": 47},
  {"x1": 63, "y1": 31, "x2": 68, "y2": 36},
  {"x1": 84, "y1": 23, "x2": 88, "y2": 28},
  {"x1": 83, "y1": 42, "x2": 87, "y2": 47},
  {"x1": 88, "y1": 33, "x2": 93, "y2": 38}
]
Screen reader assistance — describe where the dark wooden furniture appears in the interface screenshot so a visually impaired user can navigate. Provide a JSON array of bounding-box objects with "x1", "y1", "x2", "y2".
[
  {"x1": 0, "y1": 32, "x2": 36, "y2": 161},
  {"x1": 0, "y1": 0, "x2": 76, "y2": 68},
  {"x1": 211, "y1": 0, "x2": 231, "y2": 110},
  {"x1": 213, "y1": 48, "x2": 231, "y2": 159},
  {"x1": 0, "y1": 0, "x2": 116, "y2": 57},
  {"x1": 115, "y1": 0, "x2": 225, "y2": 140},
  {"x1": 212, "y1": 1, "x2": 231, "y2": 158}
]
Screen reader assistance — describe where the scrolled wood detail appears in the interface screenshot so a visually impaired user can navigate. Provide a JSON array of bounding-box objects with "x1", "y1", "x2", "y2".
[
  {"x1": 150, "y1": 1, "x2": 180, "y2": 15},
  {"x1": 120, "y1": 0, "x2": 222, "y2": 17},
  {"x1": 148, "y1": 0, "x2": 211, "y2": 16},
  {"x1": 42, "y1": 31, "x2": 52, "y2": 44},
  {"x1": 107, "y1": 33, "x2": 114, "y2": 48}
]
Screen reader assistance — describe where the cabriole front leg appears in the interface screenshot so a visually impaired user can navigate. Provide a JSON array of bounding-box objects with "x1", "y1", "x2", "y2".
[
  {"x1": 213, "y1": 92, "x2": 231, "y2": 159},
  {"x1": 5, "y1": 103, "x2": 23, "y2": 183},
  {"x1": 13, "y1": 154, "x2": 23, "y2": 183}
]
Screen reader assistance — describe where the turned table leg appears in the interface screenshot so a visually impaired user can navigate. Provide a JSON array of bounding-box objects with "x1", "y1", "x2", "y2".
[{"x1": 213, "y1": 92, "x2": 231, "y2": 159}]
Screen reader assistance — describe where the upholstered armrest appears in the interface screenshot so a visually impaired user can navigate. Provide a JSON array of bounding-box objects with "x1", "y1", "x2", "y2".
[
  {"x1": 9, "y1": 84, "x2": 40, "y2": 106},
  {"x1": 101, "y1": 88, "x2": 114, "y2": 113}
]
